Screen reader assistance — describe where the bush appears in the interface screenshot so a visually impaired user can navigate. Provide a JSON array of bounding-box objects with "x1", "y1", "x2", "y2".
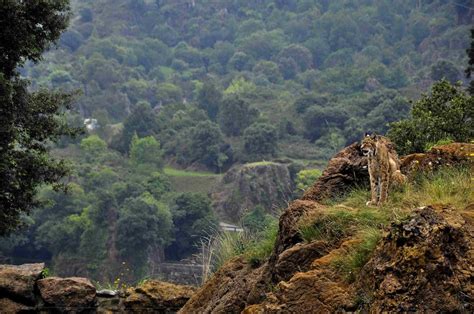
[{"x1": 388, "y1": 80, "x2": 473, "y2": 155}]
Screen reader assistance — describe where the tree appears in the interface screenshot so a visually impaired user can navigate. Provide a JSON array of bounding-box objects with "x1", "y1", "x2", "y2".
[
  {"x1": 465, "y1": 28, "x2": 474, "y2": 95},
  {"x1": 114, "y1": 101, "x2": 159, "y2": 153},
  {"x1": 197, "y1": 81, "x2": 222, "y2": 121},
  {"x1": 218, "y1": 96, "x2": 259, "y2": 136},
  {"x1": 129, "y1": 135, "x2": 164, "y2": 169},
  {"x1": 430, "y1": 60, "x2": 460, "y2": 84},
  {"x1": 187, "y1": 121, "x2": 227, "y2": 171},
  {"x1": 0, "y1": 0, "x2": 80, "y2": 236},
  {"x1": 388, "y1": 80, "x2": 474, "y2": 155},
  {"x1": 165, "y1": 193, "x2": 217, "y2": 260},
  {"x1": 243, "y1": 123, "x2": 278, "y2": 161},
  {"x1": 117, "y1": 192, "x2": 172, "y2": 276}
]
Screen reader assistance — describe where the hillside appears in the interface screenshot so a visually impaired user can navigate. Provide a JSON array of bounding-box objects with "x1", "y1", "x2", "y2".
[{"x1": 25, "y1": 0, "x2": 472, "y2": 163}]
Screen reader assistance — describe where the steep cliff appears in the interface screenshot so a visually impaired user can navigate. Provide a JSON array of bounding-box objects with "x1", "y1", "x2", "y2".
[{"x1": 212, "y1": 162, "x2": 294, "y2": 222}]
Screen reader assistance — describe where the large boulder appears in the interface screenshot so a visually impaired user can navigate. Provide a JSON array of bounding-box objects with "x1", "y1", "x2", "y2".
[
  {"x1": 212, "y1": 162, "x2": 294, "y2": 222},
  {"x1": 357, "y1": 205, "x2": 474, "y2": 312},
  {"x1": 37, "y1": 277, "x2": 96, "y2": 313},
  {"x1": 124, "y1": 280, "x2": 196, "y2": 313},
  {"x1": 0, "y1": 263, "x2": 44, "y2": 304},
  {"x1": 302, "y1": 143, "x2": 369, "y2": 202}
]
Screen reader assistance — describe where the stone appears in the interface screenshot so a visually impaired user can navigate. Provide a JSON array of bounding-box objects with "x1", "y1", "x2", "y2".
[
  {"x1": 96, "y1": 289, "x2": 117, "y2": 297},
  {"x1": 0, "y1": 263, "x2": 44, "y2": 304},
  {"x1": 358, "y1": 205, "x2": 474, "y2": 312},
  {"x1": 38, "y1": 277, "x2": 96, "y2": 313},
  {"x1": 302, "y1": 142, "x2": 369, "y2": 202},
  {"x1": 125, "y1": 280, "x2": 196, "y2": 313}
]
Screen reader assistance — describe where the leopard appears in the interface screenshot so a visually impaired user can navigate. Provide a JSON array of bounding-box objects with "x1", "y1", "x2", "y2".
[{"x1": 360, "y1": 133, "x2": 406, "y2": 206}]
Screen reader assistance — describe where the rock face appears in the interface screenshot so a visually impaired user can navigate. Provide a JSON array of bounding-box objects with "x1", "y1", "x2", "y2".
[
  {"x1": 38, "y1": 277, "x2": 96, "y2": 313},
  {"x1": 302, "y1": 142, "x2": 369, "y2": 202},
  {"x1": 212, "y1": 162, "x2": 294, "y2": 222},
  {"x1": 124, "y1": 280, "x2": 196, "y2": 313},
  {"x1": 358, "y1": 205, "x2": 474, "y2": 312},
  {"x1": 0, "y1": 263, "x2": 44, "y2": 304},
  {"x1": 179, "y1": 257, "x2": 268, "y2": 314}
]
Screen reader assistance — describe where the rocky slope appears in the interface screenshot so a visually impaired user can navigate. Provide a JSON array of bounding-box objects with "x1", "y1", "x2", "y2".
[{"x1": 180, "y1": 142, "x2": 474, "y2": 313}]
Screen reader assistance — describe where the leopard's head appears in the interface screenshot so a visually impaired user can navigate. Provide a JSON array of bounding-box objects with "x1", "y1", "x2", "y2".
[{"x1": 361, "y1": 133, "x2": 377, "y2": 157}]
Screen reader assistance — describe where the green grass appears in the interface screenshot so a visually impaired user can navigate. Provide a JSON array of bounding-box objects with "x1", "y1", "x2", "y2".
[
  {"x1": 164, "y1": 166, "x2": 220, "y2": 177},
  {"x1": 244, "y1": 161, "x2": 278, "y2": 167},
  {"x1": 332, "y1": 227, "x2": 382, "y2": 283},
  {"x1": 164, "y1": 166, "x2": 222, "y2": 194}
]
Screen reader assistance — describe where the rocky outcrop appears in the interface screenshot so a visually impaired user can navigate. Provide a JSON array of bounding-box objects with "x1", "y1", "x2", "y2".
[
  {"x1": 0, "y1": 263, "x2": 44, "y2": 305},
  {"x1": 302, "y1": 142, "x2": 369, "y2": 202},
  {"x1": 124, "y1": 280, "x2": 196, "y2": 313},
  {"x1": 401, "y1": 142, "x2": 474, "y2": 175},
  {"x1": 212, "y1": 162, "x2": 294, "y2": 222},
  {"x1": 38, "y1": 277, "x2": 96, "y2": 312},
  {"x1": 179, "y1": 257, "x2": 268, "y2": 314},
  {"x1": 0, "y1": 263, "x2": 193, "y2": 313},
  {"x1": 357, "y1": 205, "x2": 473, "y2": 312},
  {"x1": 181, "y1": 142, "x2": 474, "y2": 313}
]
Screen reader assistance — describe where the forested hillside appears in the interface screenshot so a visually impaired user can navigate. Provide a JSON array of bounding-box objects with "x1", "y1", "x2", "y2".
[
  {"x1": 26, "y1": 0, "x2": 471, "y2": 163},
  {"x1": 1, "y1": 0, "x2": 471, "y2": 284}
]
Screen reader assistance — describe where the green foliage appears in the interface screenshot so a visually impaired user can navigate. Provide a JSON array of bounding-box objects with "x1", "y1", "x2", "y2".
[
  {"x1": 243, "y1": 123, "x2": 278, "y2": 161},
  {"x1": 218, "y1": 95, "x2": 259, "y2": 136},
  {"x1": 388, "y1": 80, "x2": 474, "y2": 155},
  {"x1": 117, "y1": 192, "x2": 172, "y2": 277},
  {"x1": 165, "y1": 193, "x2": 218, "y2": 260},
  {"x1": 80, "y1": 135, "x2": 107, "y2": 160},
  {"x1": 114, "y1": 101, "x2": 159, "y2": 153},
  {"x1": 129, "y1": 135, "x2": 163, "y2": 169},
  {"x1": 241, "y1": 206, "x2": 275, "y2": 234},
  {"x1": 332, "y1": 228, "x2": 382, "y2": 282},
  {"x1": 0, "y1": 0, "x2": 81, "y2": 236},
  {"x1": 295, "y1": 169, "x2": 322, "y2": 192}
]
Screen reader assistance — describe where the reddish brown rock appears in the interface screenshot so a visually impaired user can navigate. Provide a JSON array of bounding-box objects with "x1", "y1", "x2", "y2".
[
  {"x1": 401, "y1": 142, "x2": 474, "y2": 175},
  {"x1": 179, "y1": 257, "x2": 267, "y2": 314},
  {"x1": 38, "y1": 277, "x2": 96, "y2": 313},
  {"x1": 272, "y1": 240, "x2": 329, "y2": 282},
  {"x1": 0, "y1": 263, "x2": 44, "y2": 304},
  {"x1": 124, "y1": 280, "x2": 196, "y2": 313},
  {"x1": 302, "y1": 142, "x2": 369, "y2": 202},
  {"x1": 357, "y1": 205, "x2": 474, "y2": 312},
  {"x1": 270, "y1": 200, "x2": 326, "y2": 261}
]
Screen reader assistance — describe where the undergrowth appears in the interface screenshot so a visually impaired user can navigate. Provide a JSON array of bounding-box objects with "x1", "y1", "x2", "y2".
[{"x1": 199, "y1": 219, "x2": 278, "y2": 282}]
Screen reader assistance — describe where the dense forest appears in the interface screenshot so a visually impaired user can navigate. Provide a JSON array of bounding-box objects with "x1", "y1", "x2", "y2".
[{"x1": 1, "y1": 0, "x2": 472, "y2": 284}]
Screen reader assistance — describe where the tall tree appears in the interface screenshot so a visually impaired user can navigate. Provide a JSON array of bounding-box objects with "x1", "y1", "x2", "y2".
[
  {"x1": 0, "y1": 0, "x2": 79, "y2": 236},
  {"x1": 465, "y1": 28, "x2": 474, "y2": 95}
]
